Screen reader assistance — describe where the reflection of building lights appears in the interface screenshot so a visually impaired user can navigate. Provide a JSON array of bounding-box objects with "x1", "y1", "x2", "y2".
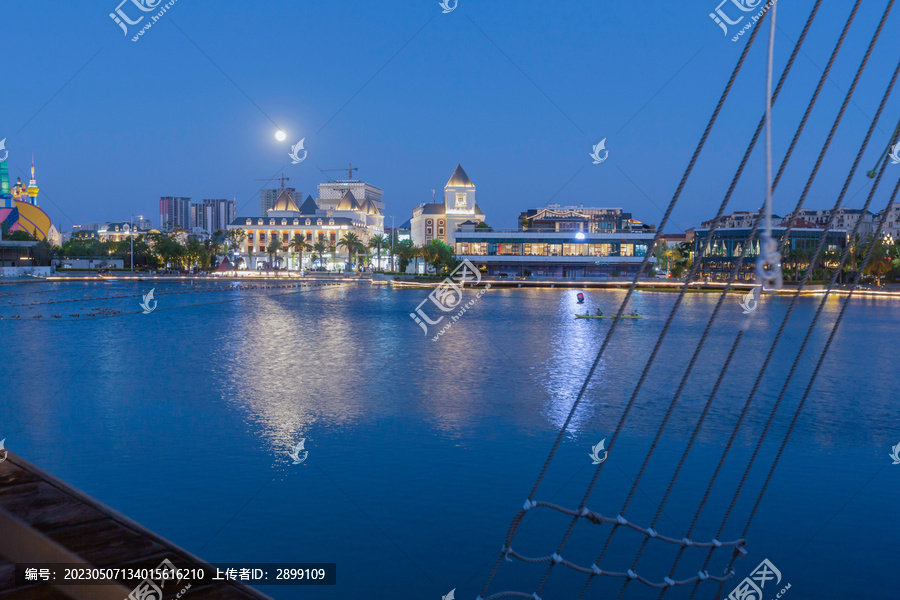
[{"x1": 575, "y1": 232, "x2": 585, "y2": 240}]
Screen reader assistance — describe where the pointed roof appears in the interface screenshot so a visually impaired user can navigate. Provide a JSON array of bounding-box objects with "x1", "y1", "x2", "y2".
[
  {"x1": 271, "y1": 188, "x2": 300, "y2": 211},
  {"x1": 216, "y1": 256, "x2": 235, "y2": 271},
  {"x1": 446, "y1": 164, "x2": 474, "y2": 188},
  {"x1": 299, "y1": 195, "x2": 319, "y2": 214},
  {"x1": 361, "y1": 197, "x2": 380, "y2": 215},
  {"x1": 335, "y1": 190, "x2": 360, "y2": 211}
]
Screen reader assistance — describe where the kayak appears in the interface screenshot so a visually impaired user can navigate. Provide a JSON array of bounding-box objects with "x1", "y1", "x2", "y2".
[{"x1": 575, "y1": 314, "x2": 643, "y2": 319}]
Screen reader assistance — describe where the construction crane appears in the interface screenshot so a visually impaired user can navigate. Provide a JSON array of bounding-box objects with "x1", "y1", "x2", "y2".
[
  {"x1": 255, "y1": 175, "x2": 290, "y2": 189},
  {"x1": 319, "y1": 163, "x2": 359, "y2": 181}
]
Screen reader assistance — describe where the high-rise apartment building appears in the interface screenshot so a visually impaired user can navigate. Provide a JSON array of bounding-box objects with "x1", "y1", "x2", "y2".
[{"x1": 159, "y1": 196, "x2": 191, "y2": 231}]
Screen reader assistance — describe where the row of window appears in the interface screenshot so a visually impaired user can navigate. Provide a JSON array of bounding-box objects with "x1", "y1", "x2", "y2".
[
  {"x1": 245, "y1": 218, "x2": 336, "y2": 227},
  {"x1": 456, "y1": 242, "x2": 648, "y2": 257},
  {"x1": 247, "y1": 232, "x2": 337, "y2": 244}
]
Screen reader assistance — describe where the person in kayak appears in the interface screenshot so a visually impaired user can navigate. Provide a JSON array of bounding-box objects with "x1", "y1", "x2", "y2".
[{"x1": 596, "y1": 308, "x2": 603, "y2": 316}]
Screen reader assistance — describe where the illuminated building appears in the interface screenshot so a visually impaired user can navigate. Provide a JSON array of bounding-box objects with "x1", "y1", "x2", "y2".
[
  {"x1": 0, "y1": 157, "x2": 52, "y2": 241},
  {"x1": 409, "y1": 164, "x2": 486, "y2": 247},
  {"x1": 228, "y1": 188, "x2": 375, "y2": 270}
]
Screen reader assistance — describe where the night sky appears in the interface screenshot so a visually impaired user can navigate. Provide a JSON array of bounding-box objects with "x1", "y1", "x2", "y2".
[{"x1": 3, "y1": 0, "x2": 899, "y2": 231}]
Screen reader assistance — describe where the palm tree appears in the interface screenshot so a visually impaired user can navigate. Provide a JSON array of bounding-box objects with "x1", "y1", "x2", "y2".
[
  {"x1": 266, "y1": 237, "x2": 282, "y2": 268},
  {"x1": 395, "y1": 239, "x2": 415, "y2": 273},
  {"x1": 289, "y1": 234, "x2": 312, "y2": 270},
  {"x1": 368, "y1": 234, "x2": 388, "y2": 271},
  {"x1": 312, "y1": 240, "x2": 329, "y2": 270},
  {"x1": 337, "y1": 232, "x2": 365, "y2": 268}
]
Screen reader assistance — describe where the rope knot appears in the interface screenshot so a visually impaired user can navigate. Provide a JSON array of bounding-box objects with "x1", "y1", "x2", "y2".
[
  {"x1": 712, "y1": 539, "x2": 722, "y2": 547},
  {"x1": 647, "y1": 527, "x2": 657, "y2": 538},
  {"x1": 682, "y1": 537, "x2": 693, "y2": 547},
  {"x1": 756, "y1": 234, "x2": 783, "y2": 290},
  {"x1": 591, "y1": 565, "x2": 603, "y2": 576},
  {"x1": 664, "y1": 577, "x2": 675, "y2": 587},
  {"x1": 523, "y1": 499, "x2": 537, "y2": 511},
  {"x1": 627, "y1": 569, "x2": 637, "y2": 580},
  {"x1": 615, "y1": 514, "x2": 628, "y2": 525},
  {"x1": 698, "y1": 570, "x2": 709, "y2": 581},
  {"x1": 551, "y1": 553, "x2": 562, "y2": 564},
  {"x1": 579, "y1": 507, "x2": 590, "y2": 517}
]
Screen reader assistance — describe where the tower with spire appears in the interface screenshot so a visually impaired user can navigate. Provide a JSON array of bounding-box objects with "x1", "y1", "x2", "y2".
[{"x1": 27, "y1": 156, "x2": 39, "y2": 206}]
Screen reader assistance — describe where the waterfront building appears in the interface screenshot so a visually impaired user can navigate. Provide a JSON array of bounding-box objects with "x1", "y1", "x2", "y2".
[
  {"x1": 317, "y1": 179, "x2": 384, "y2": 212},
  {"x1": 692, "y1": 225, "x2": 847, "y2": 281},
  {"x1": 0, "y1": 158, "x2": 52, "y2": 241},
  {"x1": 876, "y1": 203, "x2": 900, "y2": 241},
  {"x1": 159, "y1": 196, "x2": 191, "y2": 231},
  {"x1": 228, "y1": 189, "x2": 374, "y2": 270},
  {"x1": 98, "y1": 222, "x2": 154, "y2": 243},
  {"x1": 409, "y1": 164, "x2": 486, "y2": 248},
  {"x1": 779, "y1": 207, "x2": 875, "y2": 239},
  {"x1": 260, "y1": 187, "x2": 300, "y2": 217},
  {"x1": 455, "y1": 222, "x2": 656, "y2": 278},
  {"x1": 700, "y1": 210, "x2": 775, "y2": 229},
  {"x1": 518, "y1": 206, "x2": 640, "y2": 233}
]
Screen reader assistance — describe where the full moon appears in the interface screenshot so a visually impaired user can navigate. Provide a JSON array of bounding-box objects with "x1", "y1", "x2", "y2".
[{"x1": 275, "y1": 130, "x2": 287, "y2": 141}]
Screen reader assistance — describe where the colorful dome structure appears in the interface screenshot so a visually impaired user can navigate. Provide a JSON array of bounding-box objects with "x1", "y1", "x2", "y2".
[{"x1": 0, "y1": 157, "x2": 51, "y2": 240}]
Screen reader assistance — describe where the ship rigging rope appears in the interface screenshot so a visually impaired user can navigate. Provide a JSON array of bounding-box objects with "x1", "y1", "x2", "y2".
[
  {"x1": 480, "y1": 1, "x2": 899, "y2": 598},
  {"x1": 681, "y1": 34, "x2": 900, "y2": 599},
  {"x1": 479, "y1": 5, "x2": 773, "y2": 598},
  {"x1": 713, "y1": 139, "x2": 900, "y2": 600}
]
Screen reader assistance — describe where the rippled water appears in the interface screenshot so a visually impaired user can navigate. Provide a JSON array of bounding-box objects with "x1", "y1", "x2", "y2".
[{"x1": 1, "y1": 280, "x2": 897, "y2": 599}]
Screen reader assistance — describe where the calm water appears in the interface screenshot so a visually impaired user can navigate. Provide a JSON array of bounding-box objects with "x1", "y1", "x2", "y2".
[{"x1": 1, "y1": 279, "x2": 898, "y2": 599}]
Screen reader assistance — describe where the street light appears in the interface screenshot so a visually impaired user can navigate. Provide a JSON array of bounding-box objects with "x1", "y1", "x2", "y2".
[{"x1": 389, "y1": 215, "x2": 395, "y2": 272}]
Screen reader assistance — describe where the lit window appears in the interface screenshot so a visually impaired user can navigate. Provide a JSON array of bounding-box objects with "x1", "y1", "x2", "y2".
[{"x1": 246, "y1": 219, "x2": 252, "y2": 225}]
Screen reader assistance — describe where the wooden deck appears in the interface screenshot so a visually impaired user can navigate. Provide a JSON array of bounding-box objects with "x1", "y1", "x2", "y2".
[{"x1": 0, "y1": 452, "x2": 273, "y2": 600}]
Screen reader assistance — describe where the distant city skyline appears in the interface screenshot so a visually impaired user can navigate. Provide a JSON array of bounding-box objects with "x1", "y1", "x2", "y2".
[{"x1": 4, "y1": 0, "x2": 899, "y2": 233}]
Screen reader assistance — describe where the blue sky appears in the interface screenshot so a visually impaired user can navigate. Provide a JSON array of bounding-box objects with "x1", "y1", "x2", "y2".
[{"x1": 3, "y1": 0, "x2": 899, "y2": 231}]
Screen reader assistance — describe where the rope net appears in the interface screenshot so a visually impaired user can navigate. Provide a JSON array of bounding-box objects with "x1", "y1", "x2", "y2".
[{"x1": 479, "y1": 1, "x2": 900, "y2": 598}]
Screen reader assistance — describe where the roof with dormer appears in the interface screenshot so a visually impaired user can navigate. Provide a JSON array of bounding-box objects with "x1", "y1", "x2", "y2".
[
  {"x1": 335, "y1": 190, "x2": 361, "y2": 211},
  {"x1": 361, "y1": 197, "x2": 380, "y2": 215},
  {"x1": 446, "y1": 164, "x2": 474, "y2": 188},
  {"x1": 271, "y1": 188, "x2": 300, "y2": 211}
]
